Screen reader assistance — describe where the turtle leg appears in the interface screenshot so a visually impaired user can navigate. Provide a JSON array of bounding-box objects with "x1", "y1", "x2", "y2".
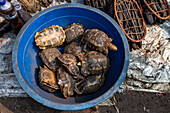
[
  {"x1": 104, "y1": 47, "x2": 108, "y2": 56},
  {"x1": 99, "y1": 47, "x2": 108, "y2": 56},
  {"x1": 83, "y1": 42, "x2": 88, "y2": 52}
]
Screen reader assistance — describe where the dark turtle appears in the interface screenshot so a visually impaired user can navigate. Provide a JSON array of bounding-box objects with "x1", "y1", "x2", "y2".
[
  {"x1": 39, "y1": 48, "x2": 61, "y2": 71},
  {"x1": 57, "y1": 67, "x2": 76, "y2": 98},
  {"x1": 75, "y1": 74, "x2": 105, "y2": 94},
  {"x1": 78, "y1": 51, "x2": 109, "y2": 76},
  {"x1": 57, "y1": 0, "x2": 71, "y2": 3},
  {"x1": 38, "y1": 65, "x2": 59, "y2": 93},
  {"x1": 64, "y1": 23, "x2": 84, "y2": 44},
  {"x1": 84, "y1": 0, "x2": 107, "y2": 12},
  {"x1": 57, "y1": 53, "x2": 84, "y2": 80},
  {"x1": 35, "y1": 25, "x2": 65, "y2": 49},
  {"x1": 64, "y1": 41, "x2": 85, "y2": 60},
  {"x1": 82, "y1": 29, "x2": 117, "y2": 55},
  {"x1": 37, "y1": 0, "x2": 53, "y2": 7}
]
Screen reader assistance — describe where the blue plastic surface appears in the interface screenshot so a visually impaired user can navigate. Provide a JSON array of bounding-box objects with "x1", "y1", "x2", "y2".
[
  {"x1": 0, "y1": 0, "x2": 6, "y2": 5},
  {"x1": 12, "y1": 4, "x2": 130, "y2": 111}
]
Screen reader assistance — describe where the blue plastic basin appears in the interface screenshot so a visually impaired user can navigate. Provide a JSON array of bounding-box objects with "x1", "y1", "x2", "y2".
[{"x1": 12, "y1": 4, "x2": 129, "y2": 111}]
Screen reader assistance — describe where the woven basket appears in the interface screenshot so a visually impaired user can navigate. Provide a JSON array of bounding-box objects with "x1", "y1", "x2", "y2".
[
  {"x1": 143, "y1": 0, "x2": 170, "y2": 20},
  {"x1": 114, "y1": 0, "x2": 147, "y2": 42}
]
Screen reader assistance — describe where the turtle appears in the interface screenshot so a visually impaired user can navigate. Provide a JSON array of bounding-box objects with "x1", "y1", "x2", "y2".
[
  {"x1": 57, "y1": 53, "x2": 84, "y2": 80},
  {"x1": 57, "y1": 67, "x2": 76, "y2": 98},
  {"x1": 37, "y1": 0, "x2": 53, "y2": 7},
  {"x1": 75, "y1": 74, "x2": 105, "y2": 94},
  {"x1": 39, "y1": 48, "x2": 62, "y2": 71},
  {"x1": 84, "y1": 0, "x2": 107, "y2": 12},
  {"x1": 57, "y1": 0, "x2": 71, "y2": 3},
  {"x1": 64, "y1": 41, "x2": 85, "y2": 60},
  {"x1": 18, "y1": 0, "x2": 41, "y2": 13},
  {"x1": 35, "y1": 25, "x2": 65, "y2": 49},
  {"x1": 64, "y1": 23, "x2": 84, "y2": 44},
  {"x1": 38, "y1": 65, "x2": 59, "y2": 93},
  {"x1": 82, "y1": 29, "x2": 117, "y2": 55},
  {"x1": 77, "y1": 51, "x2": 110, "y2": 76}
]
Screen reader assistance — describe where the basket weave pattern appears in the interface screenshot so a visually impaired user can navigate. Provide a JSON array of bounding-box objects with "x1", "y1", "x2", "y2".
[
  {"x1": 143, "y1": 0, "x2": 170, "y2": 20},
  {"x1": 114, "y1": 0, "x2": 147, "y2": 42}
]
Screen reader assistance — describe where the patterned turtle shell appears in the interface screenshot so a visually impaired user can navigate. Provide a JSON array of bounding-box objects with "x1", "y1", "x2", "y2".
[
  {"x1": 57, "y1": 53, "x2": 84, "y2": 80},
  {"x1": 64, "y1": 23, "x2": 84, "y2": 44},
  {"x1": 38, "y1": 65, "x2": 59, "y2": 93},
  {"x1": 75, "y1": 74, "x2": 105, "y2": 94},
  {"x1": 64, "y1": 41, "x2": 85, "y2": 60},
  {"x1": 35, "y1": 25, "x2": 65, "y2": 49},
  {"x1": 39, "y1": 48, "x2": 62, "y2": 71},
  {"x1": 57, "y1": 67, "x2": 76, "y2": 98},
  {"x1": 82, "y1": 29, "x2": 117, "y2": 55},
  {"x1": 78, "y1": 51, "x2": 110, "y2": 76}
]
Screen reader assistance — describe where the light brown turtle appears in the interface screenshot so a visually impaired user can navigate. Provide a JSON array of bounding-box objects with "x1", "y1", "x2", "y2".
[
  {"x1": 39, "y1": 48, "x2": 62, "y2": 71},
  {"x1": 75, "y1": 74, "x2": 105, "y2": 94},
  {"x1": 38, "y1": 65, "x2": 59, "y2": 93},
  {"x1": 35, "y1": 25, "x2": 65, "y2": 49},
  {"x1": 57, "y1": 53, "x2": 84, "y2": 80},
  {"x1": 64, "y1": 41, "x2": 85, "y2": 60},
  {"x1": 82, "y1": 29, "x2": 117, "y2": 55},
  {"x1": 64, "y1": 23, "x2": 84, "y2": 44},
  {"x1": 78, "y1": 51, "x2": 109, "y2": 76},
  {"x1": 57, "y1": 67, "x2": 76, "y2": 98}
]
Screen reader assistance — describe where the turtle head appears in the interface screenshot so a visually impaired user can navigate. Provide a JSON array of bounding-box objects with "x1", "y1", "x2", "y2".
[{"x1": 106, "y1": 43, "x2": 117, "y2": 51}]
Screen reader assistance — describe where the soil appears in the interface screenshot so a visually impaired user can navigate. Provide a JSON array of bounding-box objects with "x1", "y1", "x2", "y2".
[{"x1": 0, "y1": 91, "x2": 170, "y2": 113}]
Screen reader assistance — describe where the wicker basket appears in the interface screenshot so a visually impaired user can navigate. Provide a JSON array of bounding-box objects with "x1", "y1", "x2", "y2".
[
  {"x1": 143, "y1": 0, "x2": 170, "y2": 20},
  {"x1": 114, "y1": 0, "x2": 147, "y2": 42}
]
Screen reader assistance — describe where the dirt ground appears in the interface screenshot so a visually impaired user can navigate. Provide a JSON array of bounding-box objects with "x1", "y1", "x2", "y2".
[{"x1": 0, "y1": 91, "x2": 170, "y2": 113}]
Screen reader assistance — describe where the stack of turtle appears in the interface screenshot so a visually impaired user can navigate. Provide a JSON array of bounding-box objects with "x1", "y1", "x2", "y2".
[{"x1": 34, "y1": 23, "x2": 117, "y2": 98}]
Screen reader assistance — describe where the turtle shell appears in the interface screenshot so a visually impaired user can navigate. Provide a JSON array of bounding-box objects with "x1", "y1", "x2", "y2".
[
  {"x1": 143, "y1": 0, "x2": 170, "y2": 20},
  {"x1": 39, "y1": 48, "x2": 61, "y2": 71},
  {"x1": 64, "y1": 41, "x2": 85, "y2": 60},
  {"x1": 75, "y1": 74, "x2": 105, "y2": 94},
  {"x1": 64, "y1": 23, "x2": 84, "y2": 44},
  {"x1": 57, "y1": 67, "x2": 76, "y2": 98},
  {"x1": 18, "y1": 0, "x2": 41, "y2": 13},
  {"x1": 114, "y1": 0, "x2": 147, "y2": 42},
  {"x1": 35, "y1": 25, "x2": 65, "y2": 49},
  {"x1": 83, "y1": 29, "x2": 109, "y2": 47},
  {"x1": 84, "y1": 0, "x2": 107, "y2": 12},
  {"x1": 79, "y1": 51, "x2": 110, "y2": 76},
  {"x1": 57, "y1": 53, "x2": 84, "y2": 80},
  {"x1": 37, "y1": 0, "x2": 53, "y2": 7},
  {"x1": 82, "y1": 29, "x2": 117, "y2": 55},
  {"x1": 38, "y1": 66, "x2": 59, "y2": 93}
]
